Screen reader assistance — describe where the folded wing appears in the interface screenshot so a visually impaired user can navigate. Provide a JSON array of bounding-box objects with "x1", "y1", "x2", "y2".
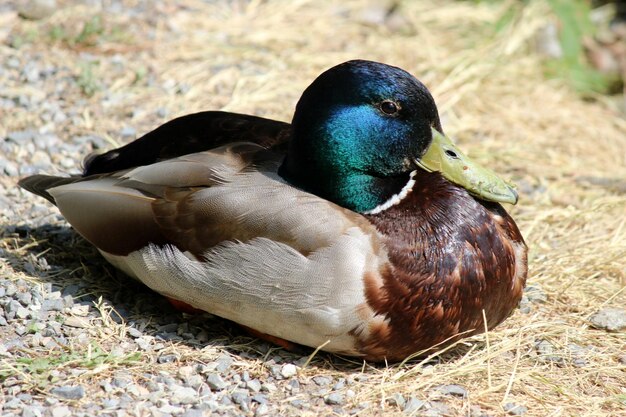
[{"x1": 22, "y1": 142, "x2": 387, "y2": 353}]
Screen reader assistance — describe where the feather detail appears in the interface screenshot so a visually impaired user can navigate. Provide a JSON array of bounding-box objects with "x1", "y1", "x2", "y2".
[{"x1": 18, "y1": 61, "x2": 528, "y2": 362}]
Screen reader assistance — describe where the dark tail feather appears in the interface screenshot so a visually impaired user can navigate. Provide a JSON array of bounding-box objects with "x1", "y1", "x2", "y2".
[{"x1": 18, "y1": 175, "x2": 83, "y2": 205}]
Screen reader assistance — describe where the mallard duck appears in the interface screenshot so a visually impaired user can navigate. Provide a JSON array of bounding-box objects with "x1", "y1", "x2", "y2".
[{"x1": 19, "y1": 60, "x2": 527, "y2": 362}]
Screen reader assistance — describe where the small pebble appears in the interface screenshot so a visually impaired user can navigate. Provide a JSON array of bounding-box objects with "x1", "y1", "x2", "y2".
[
  {"x1": 403, "y1": 396, "x2": 426, "y2": 414},
  {"x1": 324, "y1": 393, "x2": 344, "y2": 405},
  {"x1": 313, "y1": 376, "x2": 332, "y2": 386},
  {"x1": 280, "y1": 364, "x2": 297, "y2": 378},
  {"x1": 332, "y1": 378, "x2": 345, "y2": 390},
  {"x1": 232, "y1": 389, "x2": 250, "y2": 405},
  {"x1": 524, "y1": 285, "x2": 547, "y2": 303},
  {"x1": 6, "y1": 130, "x2": 37, "y2": 144},
  {"x1": 157, "y1": 353, "x2": 179, "y2": 364},
  {"x1": 1, "y1": 160, "x2": 19, "y2": 176},
  {"x1": 42, "y1": 299, "x2": 65, "y2": 312},
  {"x1": 435, "y1": 384, "x2": 468, "y2": 397},
  {"x1": 51, "y1": 385, "x2": 85, "y2": 400},
  {"x1": 50, "y1": 406, "x2": 71, "y2": 417},
  {"x1": 112, "y1": 376, "x2": 130, "y2": 389},
  {"x1": 427, "y1": 401, "x2": 452, "y2": 415},
  {"x1": 102, "y1": 398, "x2": 119, "y2": 408},
  {"x1": 17, "y1": 292, "x2": 33, "y2": 306},
  {"x1": 4, "y1": 398, "x2": 22, "y2": 409},
  {"x1": 44, "y1": 397, "x2": 58, "y2": 406},
  {"x1": 170, "y1": 385, "x2": 197, "y2": 404},
  {"x1": 503, "y1": 402, "x2": 528, "y2": 415},
  {"x1": 255, "y1": 403, "x2": 269, "y2": 416},
  {"x1": 589, "y1": 307, "x2": 626, "y2": 332},
  {"x1": 290, "y1": 399, "x2": 305, "y2": 409},
  {"x1": 157, "y1": 323, "x2": 178, "y2": 333},
  {"x1": 206, "y1": 373, "x2": 227, "y2": 391},
  {"x1": 387, "y1": 393, "x2": 405, "y2": 408},
  {"x1": 156, "y1": 107, "x2": 169, "y2": 118},
  {"x1": 18, "y1": 0, "x2": 57, "y2": 20},
  {"x1": 535, "y1": 339, "x2": 564, "y2": 365},
  {"x1": 127, "y1": 327, "x2": 142, "y2": 338},
  {"x1": 62, "y1": 295, "x2": 74, "y2": 308},
  {"x1": 22, "y1": 406, "x2": 43, "y2": 417},
  {"x1": 251, "y1": 394, "x2": 268, "y2": 404},
  {"x1": 16, "y1": 306, "x2": 31, "y2": 319},
  {"x1": 159, "y1": 404, "x2": 183, "y2": 414},
  {"x1": 246, "y1": 379, "x2": 262, "y2": 393},
  {"x1": 470, "y1": 405, "x2": 491, "y2": 417},
  {"x1": 215, "y1": 355, "x2": 233, "y2": 372},
  {"x1": 185, "y1": 374, "x2": 204, "y2": 389},
  {"x1": 261, "y1": 383, "x2": 277, "y2": 393},
  {"x1": 120, "y1": 126, "x2": 136, "y2": 139},
  {"x1": 6, "y1": 300, "x2": 22, "y2": 315},
  {"x1": 63, "y1": 317, "x2": 89, "y2": 328},
  {"x1": 287, "y1": 379, "x2": 300, "y2": 391},
  {"x1": 181, "y1": 409, "x2": 204, "y2": 417}
]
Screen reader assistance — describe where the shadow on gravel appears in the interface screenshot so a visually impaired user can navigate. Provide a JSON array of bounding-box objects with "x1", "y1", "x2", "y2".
[{"x1": 2, "y1": 223, "x2": 470, "y2": 370}]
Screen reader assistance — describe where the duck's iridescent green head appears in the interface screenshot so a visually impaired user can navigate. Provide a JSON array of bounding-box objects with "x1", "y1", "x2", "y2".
[{"x1": 279, "y1": 60, "x2": 517, "y2": 213}]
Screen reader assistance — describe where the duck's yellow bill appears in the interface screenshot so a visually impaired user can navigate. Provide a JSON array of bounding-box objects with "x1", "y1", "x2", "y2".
[{"x1": 414, "y1": 128, "x2": 518, "y2": 204}]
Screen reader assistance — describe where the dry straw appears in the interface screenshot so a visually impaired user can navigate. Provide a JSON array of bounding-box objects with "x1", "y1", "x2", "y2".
[{"x1": 2, "y1": 0, "x2": 625, "y2": 416}]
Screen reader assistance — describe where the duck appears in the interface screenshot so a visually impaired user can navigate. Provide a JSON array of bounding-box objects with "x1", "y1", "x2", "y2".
[{"x1": 19, "y1": 60, "x2": 527, "y2": 362}]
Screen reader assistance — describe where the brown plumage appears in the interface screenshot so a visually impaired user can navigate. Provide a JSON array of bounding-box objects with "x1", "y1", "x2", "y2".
[{"x1": 359, "y1": 171, "x2": 526, "y2": 360}]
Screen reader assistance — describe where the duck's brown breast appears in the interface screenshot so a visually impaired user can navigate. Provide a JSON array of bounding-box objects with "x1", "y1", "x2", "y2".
[{"x1": 359, "y1": 170, "x2": 527, "y2": 361}]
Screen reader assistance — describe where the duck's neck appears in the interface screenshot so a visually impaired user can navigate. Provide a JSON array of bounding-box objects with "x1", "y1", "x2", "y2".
[{"x1": 279, "y1": 160, "x2": 413, "y2": 213}]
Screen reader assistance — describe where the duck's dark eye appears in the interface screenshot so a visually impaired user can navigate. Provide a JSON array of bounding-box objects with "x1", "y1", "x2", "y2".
[
  {"x1": 379, "y1": 100, "x2": 400, "y2": 116},
  {"x1": 445, "y1": 149, "x2": 459, "y2": 159}
]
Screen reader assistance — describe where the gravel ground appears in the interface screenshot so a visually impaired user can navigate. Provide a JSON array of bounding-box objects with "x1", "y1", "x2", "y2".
[
  {"x1": 0, "y1": 2, "x2": 495, "y2": 415},
  {"x1": 2, "y1": 1, "x2": 626, "y2": 416}
]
